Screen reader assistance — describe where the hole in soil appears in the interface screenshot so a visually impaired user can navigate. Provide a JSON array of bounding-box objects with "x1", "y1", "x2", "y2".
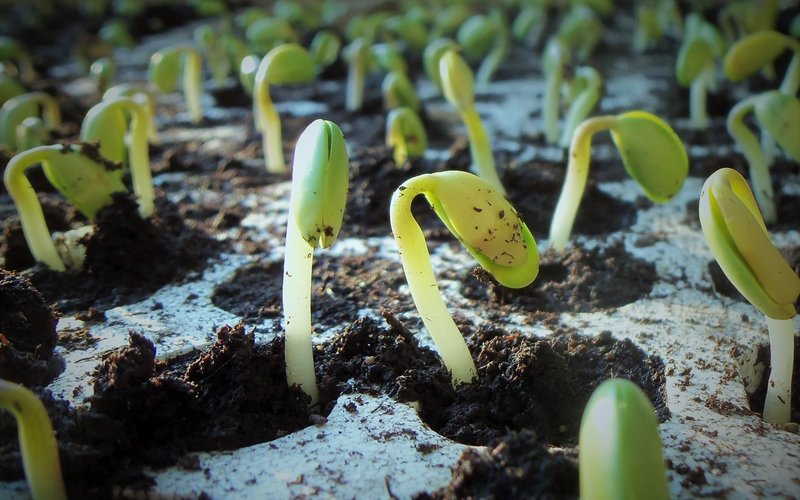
[
  {"x1": 461, "y1": 240, "x2": 657, "y2": 314},
  {"x1": 731, "y1": 341, "x2": 800, "y2": 423}
]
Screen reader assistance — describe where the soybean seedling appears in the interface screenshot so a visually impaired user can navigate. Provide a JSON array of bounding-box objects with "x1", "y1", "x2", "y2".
[
  {"x1": 309, "y1": 29, "x2": 341, "y2": 70},
  {"x1": 283, "y1": 119, "x2": 349, "y2": 405},
  {"x1": 386, "y1": 106, "x2": 427, "y2": 165},
  {"x1": 81, "y1": 96, "x2": 155, "y2": 218},
  {"x1": 579, "y1": 379, "x2": 669, "y2": 500},
  {"x1": 245, "y1": 17, "x2": 298, "y2": 54},
  {"x1": 382, "y1": 70, "x2": 419, "y2": 112},
  {"x1": 556, "y1": 6, "x2": 603, "y2": 62},
  {"x1": 439, "y1": 49, "x2": 506, "y2": 195},
  {"x1": 559, "y1": 66, "x2": 603, "y2": 147},
  {"x1": 675, "y1": 13, "x2": 724, "y2": 129},
  {"x1": 148, "y1": 45, "x2": 204, "y2": 123},
  {"x1": 343, "y1": 37, "x2": 374, "y2": 112},
  {"x1": 723, "y1": 30, "x2": 800, "y2": 96},
  {"x1": 512, "y1": 1, "x2": 548, "y2": 48},
  {"x1": 372, "y1": 42, "x2": 408, "y2": 74},
  {"x1": 0, "y1": 91, "x2": 60, "y2": 152},
  {"x1": 0, "y1": 379, "x2": 66, "y2": 500},
  {"x1": 194, "y1": 24, "x2": 230, "y2": 87},
  {"x1": 699, "y1": 168, "x2": 800, "y2": 424},
  {"x1": 456, "y1": 10, "x2": 509, "y2": 85},
  {"x1": 390, "y1": 171, "x2": 539, "y2": 384},
  {"x1": 254, "y1": 43, "x2": 316, "y2": 173},
  {"x1": 3, "y1": 144, "x2": 127, "y2": 271},
  {"x1": 103, "y1": 83, "x2": 159, "y2": 144},
  {"x1": 549, "y1": 111, "x2": 688, "y2": 251},
  {"x1": 727, "y1": 91, "x2": 800, "y2": 224},
  {"x1": 542, "y1": 38, "x2": 570, "y2": 145},
  {"x1": 423, "y1": 38, "x2": 459, "y2": 95}
]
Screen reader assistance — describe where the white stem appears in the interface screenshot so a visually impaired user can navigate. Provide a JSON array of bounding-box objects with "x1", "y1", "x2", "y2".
[
  {"x1": 282, "y1": 209, "x2": 319, "y2": 405},
  {"x1": 763, "y1": 316, "x2": 795, "y2": 424},
  {"x1": 689, "y1": 69, "x2": 710, "y2": 129},
  {"x1": 183, "y1": 51, "x2": 203, "y2": 123}
]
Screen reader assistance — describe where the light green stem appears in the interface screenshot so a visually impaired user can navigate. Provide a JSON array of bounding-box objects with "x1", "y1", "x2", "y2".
[
  {"x1": 389, "y1": 177, "x2": 478, "y2": 384},
  {"x1": 559, "y1": 68, "x2": 602, "y2": 147},
  {"x1": 346, "y1": 55, "x2": 365, "y2": 112},
  {"x1": 2, "y1": 146, "x2": 65, "y2": 271},
  {"x1": 461, "y1": 107, "x2": 505, "y2": 195},
  {"x1": 549, "y1": 115, "x2": 617, "y2": 251},
  {"x1": 762, "y1": 316, "x2": 795, "y2": 424},
  {"x1": 543, "y1": 65, "x2": 562, "y2": 144},
  {"x1": 256, "y1": 85, "x2": 285, "y2": 173},
  {"x1": 282, "y1": 209, "x2": 319, "y2": 405},
  {"x1": 183, "y1": 49, "x2": 203, "y2": 123},
  {"x1": 475, "y1": 36, "x2": 508, "y2": 85},
  {"x1": 689, "y1": 66, "x2": 711, "y2": 130},
  {"x1": 0, "y1": 379, "x2": 66, "y2": 500},
  {"x1": 127, "y1": 103, "x2": 155, "y2": 218},
  {"x1": 727, "y1": 96, "x2": 776, "y2": 224}
]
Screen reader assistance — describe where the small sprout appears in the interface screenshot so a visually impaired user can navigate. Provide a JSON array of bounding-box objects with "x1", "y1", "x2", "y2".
[
  {"x1": 0, "y1": 91, "x2": 60, "y2": 152},
  {"x1": 194, "y1": 24, "x2": 231, "y2": 87},
  {"x1": 675, "y1": 13, "x2": 724, "y2": 129},
  {"x1": 511, "y1": 2, "x2": 547, "y2": 47},
  {"x1": 3, "y1": 144, "x2": 127, "y2": 271},
  {"x1": 633, "y1": 3, "x2": 662, "y2": 53},
  {"x1": 254, "y1": 43, "x2": 316, "y2": 173},
  {"x1": 283, "y1": 119, "x2": 349, "y2": 405},
  {"x1": 542, "y1": 38, "x2": 570, "y2": 145},
  {"x1": 90, "y1": 56, "x2": 116, "y2": 95},
  {"x1": 345, "y1": 13, "x2": 389, "y2": 42},
  {"x1": 556, "y1": 6, "x2": 603, "y2": 62},
  {"x1": 245, "y1": 16, "x2": 298, "y2": 54},
  {"x1": 99, "y1": 19, "x2": 135, "y2": 49},
  {"x1": 372, "y1": 42, "x2": 407, "y2": 74},
  {"x1": 382, "y1": 70, "x2": 419, "y2": 112},
  {"x1": 549, "y1": 111, "x2": 688, "y2": 251},
  {"x1": 309, "y1": 29, "x2": 341, "y2": 69},
  {"x1": 423, "y1": 38, "x2": 459, "y2": 94},
  {"x1": 390, "y1": 171, "x2": 539, "y2": 385},
  {"x1": 103, "y1": 83, "x2": 159, "y2": 144},
  {"x1": 579, "y1": 379, "x2": 670, "y2": 500},
  {"x1": 456, "y1": 10, "x2": 509, "y2": 85},
  {"x1": 431, "y1": 4, "x2": 470, "y2": 38},
  {"x1": 439, "y1": 49, "x2": 506, "y2": 195},
  {"x1": 148, "y1": 45, "x2": 204, "y2": 123},
  {"x1": 699, "y1": 168, "x2": 800, "y2": 423},
  {"x1": 723, "y1": 30, "x2": 800, "y2": 95},
  {"x1": 382, "y1": 14, "x2": 429, "y2": 53},
  {"x1": 727, "y1": 91, "x2": 800, "y2": 224},
  {"x1": 0, "y1": 379, "x2": 67, "y2": 500},
  {"x1": 386, "y1": 106, "x2": 427, "y2": 165},
  {"x1": 0, "y1": 36, "x2": 36, "y2": 82},
  {"x1": 559, "y1": 65, "x2": 603, "y2": 147},
  {"x1": 81, "y1": 96, "x2": 155, "y2": 218},
  {"x1": 343, "y1": 37, "x2": 374, "y2": 112}
]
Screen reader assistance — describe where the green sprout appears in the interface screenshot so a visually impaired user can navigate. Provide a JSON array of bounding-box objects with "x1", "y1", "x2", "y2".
[
  {"x1": 382, "y1": 70, "x2": 419, "y2": 112},
  {"x1": 700, "y1": 168, "x2": 800, "y2": 424},
  {"x1": 194, "y1": 24, "x2": 230, "y2": 87},
  {"x1": 0, "y1": 68, "x2": 26, "y2": 107},
  {"x1": 309, "y1": 29, "x2": 341, "y2": 69},
  {"x1": 383, "y1": 13, "x2": 429, "y2": 54},
  {"x1": 579, "y1": 379, "x2": 669, "y2": 500},
  {"x1": 718, "y1": 0, "x2": 779, "y2": 48},
  {"x1": 245, "y1": 17, "x2": 298, "y2": 54},
  {"x1": 0, "y1": 36, "x2": 36, "y2": 82},
  {"x1": 423, "y1": 38, "x2": 458, "y2": 95},
  {"x1": 439, "y1": 49, "x2": 506, "y2": 195},
  {"x1": 0, "y1": 91, "x2": 60, "y2": 152},
  {"x1": 103, "y1": 83, "x2": 159, "y2": 144},
  {"x1": 239, "y1": 54, "x2": 260, "y2": 96},
  {"x1": 559, "y1": 66, "x2": 602, "y2": 147},
  {"x1": 254, "y1": 43, "x2": 316, "y2": 173},
  {"x1": 390, "y1": 171, "x2": 539, "y2": 385},
  {"x1": 511, "y1": 0, "x2": 548, "y2": 47},
  {"x1": 549, "y1": 111, "x2": 688, "y2": 251},
  {"x1": 542, "y1": 38, "x2": 570, "y2": 145},
  {"x1": 386, "y1": 106, "x2": 427, "y2": 165},
  {"x1": 90, "y1": 56, "x2": 116, "y2": 95},
  {"x1": 343, "y1": 37, "x2": 374, "y2": 112},
  {"x1": 283, "y1": 119, "x2": 349, "y2": 405},
  {"x1": 456, "y1": 10, "x2": 509, "y2": 85},
  {"x1": 556, "y1": 6, "x2": 603, "y2": 62},
  {"x1": 148, "y1": 45, "x2": 204, "y2": 123},
  {"x1": 723, "y1": 30, "x2": 800, "y2": 96},
  {"x1": 430, "y1": 4, "x2": 470, "y2": 39},
  {"x1": 81, "y1": 96, "x2": 155, "y2": 218},
  {"x1": 0, "y1": 379, "x2": 67, "y2": 500},
  {"x1": 372, "y1": 42, "x2": 407, "y2": 74},
  {"x1": 3, "y1": 144, "x2": 127, "y2": 271},
  {"x1": 675, "y1": 13, "x2": 724, "y2": 130}
]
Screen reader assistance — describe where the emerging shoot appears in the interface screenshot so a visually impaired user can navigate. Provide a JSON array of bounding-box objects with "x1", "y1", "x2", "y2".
[
  {"x1": 559, "y1": 66, "x2": 603, "y2": 148},
  {"x1": 549, "y1": 111, "x2": 688, "y2": 251},
  {"x1": 390, "y1": 171, "x2": 539, "y2": 385},
  {"x1": 148, "y1": 45, "x2": 204, "y2": 123},
  {"x1": 542, "y1": 38, "x2": 570, "y2": 145},
  {"x1": 283, "y1": 119, "x2": 349, "y2": 405},
  {"x1": 699, "y1": 168, "x2": 800, "y2": 424},
  {"x1": 675, "y1": 13, "x2": 724, "y2": 129},
  {"x1": 423, "y1": 38, "x2": 458, "y2": 95},
  {"x1": 343, "y1": 37, "x2": 373, "y2": 112},
  {"x1": 382, "y1": 70, "x2": 419, "y2": 112},
  {"x1": 0, "y1": 92, "x2": 61, "y2": 152},
  {"x1": 723, "y1": 30, "x2": 800, "y2": 96},
  {"x1": 386, "y1": 106, "x2": 427, "y2": 165}
]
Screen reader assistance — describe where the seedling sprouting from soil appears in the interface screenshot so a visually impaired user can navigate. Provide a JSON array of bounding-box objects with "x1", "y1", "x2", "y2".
[
  {"x1": 542, "y1": 38, "x2": 570, "y2": 144},
  {"x1": 439, "y1": 49, "x2": 506, "y2": 195},
  {"x1": 386, "y1": 106, "x2": 427, "y2": 165},
  {"x1": 3, "y1": 144, "x2": 127, "y2": 271},
  {"x1": 254, "y1": 43, "x2": 316, "y2": 173},
  {"x1": 723, "y1": 30, "x2": 800, "y2": 96},
  {"x1": 0, "y1": 379, "x2": 66, "y2": 500},
  {"x1": 283, "y1": 119, "x2": 349, "y2": 405},
  {"x1": 245, "y1": 17, "x2": 298, "y2": 54},
  {"x1": 390, "y1": 171, "x2": 539, "y2": 384},
  {"x1": 0, "y1": 92, "x2": 60, "y2": 152},
  {"x1": 675, "y1": 13, "x2": 724, "y2": 129},
  {"x1": 148, "y1": 45, "x2": 204, "y2": 123},
  {"x1": 579, "y1": 379, "x2": 670, "y2": 500},
  {"x1": 103, "y1": 83, "x2": 159, "y2": 144},
  {"x1": 423, "y1": 38, "x2": 458, "y2": 95},
  {"x1": 343, "y1": 37, "x2": 374, "y2": 112},
  {"x1": 560, "y1": 66, "x2": 603, "y2": 147},
  {"x1": 549, "y1": 111, "x2": 688, "y2": 251},
  {"x1": 309, "y1": 29, "x2": 341, "y2": 69},
  {"x1": 512, "y1": 1, "x2": 547, "y2": 47},
  {"x1": 194, "y1": 24, "x2": 230, "y2": 87},
  {"x1": 382, "y1": 70, "x2": 419, "y2": 112},
  {"x1": 699, "y1": 168, "x2": 800, "y2": 424},
  {"x1": 556, "y1": 6, "x2": 603, "y2": 62},
  {"x1": 456, "y1": 10, "x2": 509, "y2": 85},
  {"x1": 727, "y1": 91, "x2": 800, "y2": 224}
]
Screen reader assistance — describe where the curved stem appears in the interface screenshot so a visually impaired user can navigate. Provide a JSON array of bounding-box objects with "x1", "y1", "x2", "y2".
[
  {"x1": 182, "y1": 49, "x2": 203, "y2": 123},
  {"x1": 461, "y1": 107, "x2": 505, "y2": 195},
  {"x1": 2, "y1": 146, "x2": 65, "y2": 271},
  {"x1": 762, "y1": 316, "x2": 794, "y2": 424},
  {"x1": 549, "y1": 115, "x2": 616, "y2": 251},
  {"x1": 282, "y1": 207, "x2": 319, "y2": 405},
  {"x1": 389, "y1": 177, "x2": 478, "y2": 384},
  {"x1": 0, "y1": 379, "x2": 67, "y2": 500},
  {"x1": 256, "y1": 85, "x2": 286, "y2": 173},
  {"x1": 727, "y1": 96, "x2": 776, "y2": 224},
  {"x1": 559, "y1": 68, "x2": 602, "y2": 147}
]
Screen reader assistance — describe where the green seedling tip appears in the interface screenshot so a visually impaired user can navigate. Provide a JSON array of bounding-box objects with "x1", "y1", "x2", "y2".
[
  {"x1": 259, "y1": 43, "x2": 316, "y2": 85},
  {"x1": 676, "y1": 37, "x2": 714, "y2": 87},
  {"x1": 423, "y1": 38, "x2": 458, "y2": 92},
  {"x1": 699, "y1": 168, "x2": 799, "y2": 320},
  {"x1": 753, "y1": 91, "x2": 800, "y2": 163},
  {"x1": 386, "y1": 106, "x2": 427, "y2": 165},
  {"x1": 440, "y1": 49, "x2": 474, "y2": 111},
  {"x1": 723, "y1": 30, "x2": 798, "y2": 82},
  {"x1": 148, "y1": 46, "x2": 203, "y2": 122},
  {"x1": 289, "y1": 119, "x2": 349, "y2": 248},
  {"x1": 579, "y1": 379, "x2": 669, "y2": 500}
]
